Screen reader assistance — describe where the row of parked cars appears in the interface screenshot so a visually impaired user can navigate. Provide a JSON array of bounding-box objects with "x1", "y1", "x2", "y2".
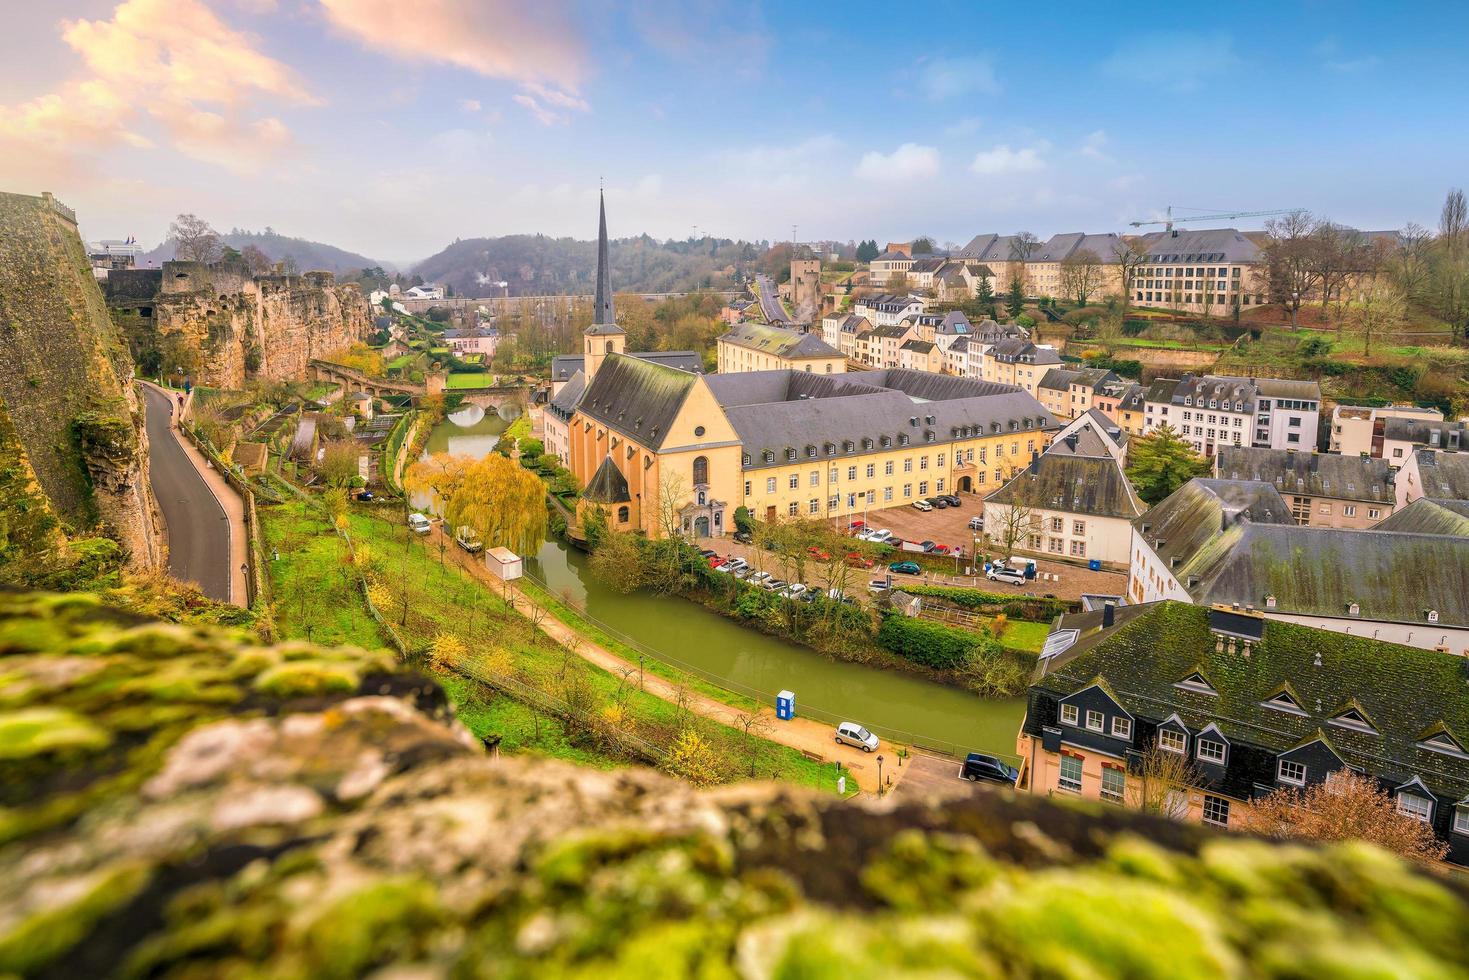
[
  {"x1": 911, "y1": 493, "x2": 964, "y2": 513},
  {"x1": 701, "y1": 550, "x2": 859, "y2": 604}
]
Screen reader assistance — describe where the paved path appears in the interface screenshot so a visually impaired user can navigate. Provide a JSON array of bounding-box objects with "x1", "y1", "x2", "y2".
[
  {"x1": 140, "y1": 384, "x2": 246, "y2": 604},
  {"x1": 755, "y1": 274, "x2": 790, "y2": 324},
  {"x1": 427, "y1": 526, "x2": 883, "y2": 792}
]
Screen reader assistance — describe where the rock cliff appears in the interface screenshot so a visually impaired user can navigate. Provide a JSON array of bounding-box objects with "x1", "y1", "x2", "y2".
[
  {"x1": 2, "y1": 589, "x2": 1463, "y2": 978},
  {"x1": 109, "y1": 262, "x2": 370, "y2": 389},
  {"x1": 0, "y1": 192, "x2": 159, "y2": 568}
]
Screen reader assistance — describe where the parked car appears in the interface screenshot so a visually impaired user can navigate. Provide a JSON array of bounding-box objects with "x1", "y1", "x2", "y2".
[
  {"x1": 356, "y1": 489, "x2": 376, "y2": 502},
  {"x1": 925, "y1": 497, "x2": 949, "y2": 509},
  {"x1": 960, "y1": 752, "x2": 1020, "y2": 785},
  {"x1": 798, "y1": 589, "x2": 820, "y2": 603},
  {"x1": 779, "y1": 583, "x2": 809, "y2": 598},
  {"x1": 889, "y1": 560, "x2": 921, "y2": 575},
  {"x1": 708, "y1": 555, "x2": 727, "y2": 569},
  {"x1": 698, "y1": 549, "x2": 718, "y2": 559},
  {"x1": 845, "y1": 552, "x2": 874, "y2": 569},
  {"x1": 967, "y1": 516, "x2": 984, "y2": 531},
  {"x1": 733, "y1": 567, "x2": 755, "y2": 580},
  {"x1": 733, "y1": 530, "x2": 753, "y2": 544},
  {"x1": 987, "y1": 566, "x2": 1026, "y2": 585},
  {"x1": 725, "y1": 557, "x2": 749, "y2": 571},
  {"x1": 847, "y1": 520, "x2": 867, "y2": 532},
  {"x1": 834, "y1": 721, "x2": 879, "y2": 753},
  {"x1": 454, "y1": 526, "x2": 483, "y2": 553},
  {"x1": 932, "y1": 544, "x2": 954, "y2": 555},
  {"x1": 762, "y1": 578, "x2": 789, "y2": 592},
  {"x1": 748, "y1": 571, "x2": 773, "y2": 586},
  {"x1": 941, "y1": 494, "x2": 962, "y2": 507},
  {"x1": 920, "y1": 540, "x2": 937, "y2": 553},
  {"x1": 711, "y1": 563, "x2": 732, "y2": 574},
  {"x1": 912, "y1": 500, "x2": 933, "y2": 512},
  {"x1": 407, "y1": 513, "x2": 432, "y2": 535},
  {"x1": 807, "y1": 546, "x2": 831, "y2": 560},
  {"x1": 826, "y1": 588, "x2": 848, "y2": 601},
  {"x1": 865, "y1": 529, "x2": 893, "y2": 543}
]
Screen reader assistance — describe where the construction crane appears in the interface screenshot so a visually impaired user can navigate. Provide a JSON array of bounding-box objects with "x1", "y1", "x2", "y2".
[{"x1": 1129, "y1": 205, "x2": 1302, "y2": 233}]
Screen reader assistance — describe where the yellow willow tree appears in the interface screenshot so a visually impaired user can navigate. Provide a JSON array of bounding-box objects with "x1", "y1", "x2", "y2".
[{"x1": 405, "y1": 452, "x2": 547, "y2": 556}]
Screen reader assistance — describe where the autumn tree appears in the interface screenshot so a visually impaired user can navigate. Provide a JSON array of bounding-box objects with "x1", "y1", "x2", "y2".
[
  {"x1": 170, "y1": 213, "x2": 222, "y2": 263},
  {"x1": 661, "y1": 728, "x2": 725, "y2": 786},
  {"x1": 404, "y1": 452, "x2": 547, "y2": 555},
  {"x1": 1125, "y1": 424, "x2": 1210, "y2": 504},
  {"x1": 316, "y1": 440, "x2": 361, "y2": 488},
  {"x1": 1247, "y1": 770, "x2": 1447, "y2": 867},
  {"x1": 428, "y1": 632, "x2": 466, "y2": 672}
]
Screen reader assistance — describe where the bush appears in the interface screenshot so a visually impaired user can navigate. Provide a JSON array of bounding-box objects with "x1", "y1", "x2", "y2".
[
  {"x1": 1015, "y1": 314, "x2": 1036, "y2": 328},
  {"x1": 519, "y1": 438, "x2": 544, "y2": 457},
  {"x1": 733, "y1": 506, "x2": 753, "y2": 535},
  {"x1": 876, "y1": 615, "x2": 978, "y2": 670},
  {"x1": 899, "y1": 583, "x2": 1074, "y2": 621}
]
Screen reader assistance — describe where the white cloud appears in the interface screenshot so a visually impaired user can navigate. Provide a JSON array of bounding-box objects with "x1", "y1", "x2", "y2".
[
  {"x1": 969, "y1": 144, "x2": 1045, "y2": 175},
  {"x1": 943, "y1": 116, "x2": 982, "y2": 138},
  {"x1": 855, "y1": 143, "x2": 940, "y2": 181},
  {"x1": 1100, "y1": 32, "x2": 1240, "y2": 93},
  {"x1": 459, "y1": 98, "x2": 481, "y2": 113},
  {"x1": 1080, "y1": 130, "x2": 1109, "y2": 161},
  {"x1": 718, "y1": 135, "x2": 841, "y2": 177},
  {"x1": 918, "y1": 55, "x2": 999, "y2": 99}
]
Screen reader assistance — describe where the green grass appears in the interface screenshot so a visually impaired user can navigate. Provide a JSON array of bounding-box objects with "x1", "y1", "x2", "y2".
[
  {"x1": 259, "y1": 505, "x2": 387, "y2": 649},
  {"x1": 502, "y1": 412, "x2": 532, "y2": 443},
  {"x1": 445, "y1": 373, "x2": 496, "y2": 390},
  {"x1": 384, "y1": 355, "x2": 414, "y2": 372},
  {"x1": 995, "y1": 619, "x2": 1049, "y2": 653}
]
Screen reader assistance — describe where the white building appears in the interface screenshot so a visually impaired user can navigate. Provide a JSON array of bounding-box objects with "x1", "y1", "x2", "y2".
[
  {"x1": 852, "y1": 293, "x2": 925, "y2": 328},
  {"x1": 405, "y1": 283, "x2": 445, "y2": 300},
  {"x1": 1329, "y1": 403, "x2": 1444, "y2": 459},
  {"x1": 1143, "y1": 375, "x2": 1320, "y2": 457}
]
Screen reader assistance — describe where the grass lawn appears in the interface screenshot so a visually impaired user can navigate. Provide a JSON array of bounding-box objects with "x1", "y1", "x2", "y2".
[
  {"x1": 502, "y1": 413, "x2": 532, "y2": 443},
  {"x1": 261, "y1": 498, "x2": 846, "y2": 793},
  {"x1": 445, "y1": 372, "x2": 496, "y2": 389},
  {"x1": 994, "y1": 618, "x2": 1050, "y2": 653},
  {"x1": 384, "y1": 354, "x2": 414, "y2": 372}
]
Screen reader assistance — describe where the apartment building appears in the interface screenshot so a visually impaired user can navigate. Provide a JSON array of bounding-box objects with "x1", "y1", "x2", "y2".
[
  {"x1": 944, "y1": 336, "x2": 970, "y2": 376},
  {"x1": 1329, "y1": 403, "x2": 1444, "y2": 459},
  {"x1": 1092, "y1": 380, "x2": 1147, "y2": 435},
  {"x1": 867, "y1": 243, "x2": 914, "y2": 285},
  {"x1": 982, "y1": 339, "x2": 1063, "y2": 397},
  {"x1": 857, "y1": 322, "x2": 920, "y2": 369},
  {"x1": 819, "y1": 312, "x2": 870, "y2": 360},
  {"x1": 1035, "y1": 367, "x2": 1119, "y2": 421},
  {"x1": 1024, "y1": 232, "x2": 1125, "y2": 301},
  {"x1": 1143, "y1": 375, "x2": 1320, "y2": 456},
  {"x1": 852, "y1": 293, "x2": 926, "y2": 327},
  {"x1": 1133, "y1": 228, "x2": 1266, "y2": 314},
  {"x1": 715, "y1": 322, "x2": 845, "y2": 375},
  {"x1": 1396, "y1": 449, "x2": 1469, "y2": 508},
  {"x1": 1380, "y1": 417, "x2": 1468, "y2": 468},
  {"x1": 906, "y1": 256, "x2": 946, "y2": 290},
  {"x1": 898, "y1": 338, "x2": 941, "y2": 372},
  {"x1": 1213, "y1": 446, "x2": 1396, "y2": 528}
]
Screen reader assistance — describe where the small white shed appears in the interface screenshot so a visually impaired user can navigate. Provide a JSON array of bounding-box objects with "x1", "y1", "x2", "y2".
[{"x1": 485, "y1": 546, "x2": 522, "y2": 581}]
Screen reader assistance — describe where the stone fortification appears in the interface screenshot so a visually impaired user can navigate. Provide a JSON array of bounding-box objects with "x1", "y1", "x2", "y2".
[
  {"x1": 111, "y1": 261, "x2": 370, "y2": 389},
  {"x1": 0, "y1": 191, "x2": 159, "y2": 567}
]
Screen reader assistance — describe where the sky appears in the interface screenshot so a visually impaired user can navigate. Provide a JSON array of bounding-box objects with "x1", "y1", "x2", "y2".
[{"x1": 1, "y1": 0, "x2": 1466, "y2": 267}]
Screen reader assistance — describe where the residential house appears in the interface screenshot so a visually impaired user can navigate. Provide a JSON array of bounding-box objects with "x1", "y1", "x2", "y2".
[
  {"x1": 1093, "y1": 380, "x2": 1147, "y2": 436},
  {"x1": 1329, "y1": 403, "x2": 1443, "y2": 458},
  {"x1": 868, "y1": 244, "x2": 915, "y2": 286},
  {"x1": 716, "y1": 322, "x2": 846, "y2": 375},
  {"x1": 404, "y1": 283, "x2": 445, "y2": 300},
  {"x1": 1035, "y1": 366, "x2": 1118, "y2": 421},
  {"x1": 906, "y1": 256, "x2": 947, "y2": 290},
  {"x1": 981, "y1": 339, "x2": 1063, "y2": 397},
  {"x1": 719, "y1": 299, "x2": 754, "y2": 324},
  {"x1": 898, "y1": 338, "x2": 941, "y2": 372},
  {"x1": 1396, "y1": 449, "x2": 1469, "y2": 508},
  {"x1": 819, "y1": 312, "x2": 869, "y2": 361},
  {"x1": 860, "y1": 322, "x2": 921, "y2": 369},
  {"x1": 442, "y1": 326, "x2": 499, "y2": 358},
  {"x1": 1126, "y1": 478, "x2": 1469, "y2": 654},
  {"x1": 984, "y1": 419, "x2": 1145, "y2": 566},
  {"x1": 1018, "y1": 601, "x2": 1469, "y2": 865},
  {"x1": 944, "y1": 336, "x2": 969, "y2": 376},
  {"x1": 852, "y1": 293, "x2": 926, "y2": 328},
  {"x1": 1380, "y1": 417, "x2": 1468, "y2": 468},
  {"x1": 1213, "y1": 447, "x2": 1396, "y2": 528}
]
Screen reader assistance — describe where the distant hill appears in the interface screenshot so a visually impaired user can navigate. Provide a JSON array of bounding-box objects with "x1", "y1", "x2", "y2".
[
  {"x1": 141, "y1": 229, "x2": 388, "y2": 276},
  {"x1": 412, "y1": 233, "x2": 762, "y2": 297}
]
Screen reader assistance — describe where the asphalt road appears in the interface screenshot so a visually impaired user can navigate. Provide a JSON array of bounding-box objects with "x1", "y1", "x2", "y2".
[
  {"x1": 756, "y1": 274, "x2": 789, "y2": 323},
  {"x1": 142, "y1": 385, "x2": 232, "y2": 601}
]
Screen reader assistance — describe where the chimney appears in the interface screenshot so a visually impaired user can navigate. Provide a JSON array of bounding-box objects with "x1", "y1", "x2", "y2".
[
  {"x1": 1065, "y1": 433, "x2": 1078, "y2": 451},
  {"x1": 1102, "y1": 602, "x2": 1116, "y2": 628}
]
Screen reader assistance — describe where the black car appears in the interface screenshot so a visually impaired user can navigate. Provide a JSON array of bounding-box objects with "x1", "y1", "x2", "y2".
[
  {"x1": 961, "y1": 752, "x2": 1019, "y2": 785},
  {"x1": 733, "y1": 530, "x2": 753, "y2": 544},
  {"x1": 698, "y1": 548, "x2": 718, "y2": 559},
  {"x1": 925, "y1": 496, "x2": 949, "y2": 509},
  {"x1": 920, "y1": 540, "x2": 937, "y2": 552},
  {"x1": 941, "y1": 494, "x2": 961, "y2": 507}
]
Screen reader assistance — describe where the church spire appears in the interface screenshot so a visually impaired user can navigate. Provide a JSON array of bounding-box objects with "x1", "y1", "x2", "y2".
[{"x1": 592, "y1": 190, "x2": 617, "y2": 328}]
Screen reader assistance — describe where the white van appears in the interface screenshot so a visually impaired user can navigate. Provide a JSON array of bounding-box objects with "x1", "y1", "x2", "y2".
[
  {"x1": 454, "y1": 525, "x2": 483, "y2": 553},
  {"x1": 407, "y1": 513, "x2": 432, "y2": 535}
]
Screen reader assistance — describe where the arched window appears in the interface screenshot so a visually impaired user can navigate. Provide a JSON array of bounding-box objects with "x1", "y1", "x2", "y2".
[
  {"x1": 616, "y1": 505, "x2": 630, "y2": 523},
  {"x1": 692, "y1": 455, "x2": 709, "y2": 486},
  {"x1": 605, "y1": 340, "x2": 614, "y2": 353}
]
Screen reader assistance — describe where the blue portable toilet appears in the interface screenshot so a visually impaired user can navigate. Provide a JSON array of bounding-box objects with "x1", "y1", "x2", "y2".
[
  {"x1": 776, "y1": 690, "x2": 795, "y2": 721},
  {"x1": 1088, "y1": 559, "x2": 1102, "y2": 571}
]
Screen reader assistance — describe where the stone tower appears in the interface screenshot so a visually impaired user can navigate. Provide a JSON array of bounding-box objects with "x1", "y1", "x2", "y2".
[
  {"x1": 582, "y1": 191, "x2": 625, "y2": 381},
  {"x1": 790, "y1": 257, "x2": 821, "y2": 316}
]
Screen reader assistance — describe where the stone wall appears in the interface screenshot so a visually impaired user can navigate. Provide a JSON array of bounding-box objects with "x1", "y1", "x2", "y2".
[
  {"x1": 113, "y1": 262, "x2": 371, "y2": 389},
  {"x1": 0, "y1": 191, "x2": 159, "y2": 568}
]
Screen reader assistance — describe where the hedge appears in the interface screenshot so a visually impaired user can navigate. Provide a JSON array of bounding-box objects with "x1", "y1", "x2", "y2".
[
  {"x1": 876, "y1": 615, "x2": 979, "y2": 670},
  {"x1": 898, "y1": 584, "x2": 1075, "y2": 621}
]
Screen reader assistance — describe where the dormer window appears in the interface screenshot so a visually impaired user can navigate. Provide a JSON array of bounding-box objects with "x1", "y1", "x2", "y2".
[
  {"x1": 786, "y1": 448, "x2": 797, "y2": 461},
  {"x1": 1346, "y1": 601, "x2": 1360, "y2": 617},
  {"x1": 762, "y1": 450, "x2": 774, "y2": 464},
  {"x1": 742, "y1": 453, "x2": 751, "y2": 466},
  {"x1": 1175, "y1": 671, "x2": 1217, "y2": 695},
  {"x1": 1196, "y1": 737, "x2": 1227, "y2": 764},
  {"x1": 1265, "y1": 595, "x2": 1277, "y2": 609},
  {"x1": 1264, "y1": 690, "x2": 1305, "y2": 714},
  {"x1": 806, "y1": 445, "x2": 817, "y2": 458},
  {"x1": 1277, "y1": 759, "x2": 1307, "y2": 786},
  {"x1": 1331, "y1": 707, "x2": 1378, "y2": 735},
  {"x1": 1427, "y1": 609, "x2": 1440, "y2": 623},
  {"x1": 1419, "y1": 730, "x2": 1468, "y2": 758}
]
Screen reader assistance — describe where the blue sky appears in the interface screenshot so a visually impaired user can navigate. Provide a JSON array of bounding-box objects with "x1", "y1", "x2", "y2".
[{"x1": 2, "y1": 0, "x2": 1465, "y2": 265}]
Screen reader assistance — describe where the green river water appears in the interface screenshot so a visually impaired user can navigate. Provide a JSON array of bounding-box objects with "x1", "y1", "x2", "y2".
[{"x1": 422, "y1": 411, "x2": 1026, "y2": 758}]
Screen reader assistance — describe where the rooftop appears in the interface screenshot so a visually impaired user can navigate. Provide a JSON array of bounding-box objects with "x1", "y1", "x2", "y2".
[
  {"x1": 987, "y1": 450, "x2": 1145, "y2": 520},
  {"x1": 1214, "y1": 447, "x2": 1395, "y2": 504},
  {"x1": 1410, "y1": 450, "x2": 1469, "y2": 499},
  {"x1": 1374, "y1": 497, "x2": 1469, "y2": 536},
  {"x1": 718, "y1": 322, "x2": 842, "y2": 359}
]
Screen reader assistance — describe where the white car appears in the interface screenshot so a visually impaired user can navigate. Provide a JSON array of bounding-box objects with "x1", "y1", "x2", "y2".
[
  {"x1": 747, "y1": 571, "x2": 773, "y2": 586},
  {"x1": 834, "y1": 721, "x2": 879, "y2": 753},
  {"x1": 733, "y1": 567, "x2": 754, "y2": 580},
  {"x1": 987, "y1": 567, "x2": 1026, "y2": 585},
  {"x1": 762, "y1": 578, "x2": 789, "y2": 592},
  {"x1": 407, "y1": 513, "x2": 432, "y2": 535},
  {"x1": 781, "y1": 583, "x2": 809, "y2": 597},
  {"x1": 967, "y1": 516, "x2": 984, "y2": 531},
  {"x1": 912, "y1": 500, "x2": 933, "y2": 512},
  {"x1": 862, "y1": 529, "x2": 893, "y2": 543}
]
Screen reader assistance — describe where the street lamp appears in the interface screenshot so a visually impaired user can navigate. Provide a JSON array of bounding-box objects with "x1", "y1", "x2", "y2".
[{"x1": 876, "y1": 754, "x2": 884, "y2": 794}]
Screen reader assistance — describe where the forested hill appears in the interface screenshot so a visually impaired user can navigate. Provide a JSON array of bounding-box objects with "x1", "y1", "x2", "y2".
[
  {"x1": 141, "y1": 229, "x2": 386, "y2": 275},
  {"x1": 412, "y1": 233, "x2": 761, "y2": 297}
]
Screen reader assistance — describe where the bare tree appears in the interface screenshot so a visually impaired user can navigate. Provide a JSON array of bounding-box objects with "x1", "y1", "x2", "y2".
[
  {"x1": 1246, "y1": 770, "x2": 1447, "y2": 867},
  {"x1": 1346, "y1": 280, "x2": 1407, "y2": 356},
  {"x1": 991, "y1": 492, "x2": 1036, "y2": 560},
  {"x1": 1111, "y1": 239, "x2": 1149, "y2": 310},
  {"x1": 1059, "y1": 249, "x2": 1105, "y2": 306},
  {"x1": 1440, "y1": 187, "x2": 1467, "y2": 251},
  {"x1": 170, "y1": 213, "x2": 222, "y2": 263},
  {"x1": 1009, "y1": 231, "x2": 1040, "y2": 261},
  {"x1": 240, "y1": 244, "x2": 272, "y2": 276},
  {"x1": 1308, "y1": 222, "x2": 1366, "y2": 314},
  {"x1": 1133, "y1": 745, "x2": 1201, "y2": 819},
  {"x1": 1261, "y1": 212, "x2": 1317, "y2": 325},
  {"x1": 727, "y1": 709, "x2": 775, "y2": 778},
  {"x1": 1390, "y1": 222, "x2": 1433, "y2": 300}
]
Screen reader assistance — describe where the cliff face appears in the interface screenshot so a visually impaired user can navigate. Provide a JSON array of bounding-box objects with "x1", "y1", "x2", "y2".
[
  {"x1": 2, "y1": 589, "x2": 1463, "y2": 978},
  {"x1": 111, "y1": 262, "x2": 370, "y2": 389},
  {"x1": 0, "y1": 192, "x2": 159, "y2": 568}
]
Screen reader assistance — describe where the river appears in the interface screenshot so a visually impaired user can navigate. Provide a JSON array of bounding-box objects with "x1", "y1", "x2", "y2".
[{"x1": 422, "y1": 412, "x2": 1027, "y2": 758}]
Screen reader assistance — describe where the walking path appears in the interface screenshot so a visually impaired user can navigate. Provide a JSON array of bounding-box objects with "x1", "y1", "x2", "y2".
[
  {"x1": 139, "y1": 381, "x2": 248, "y2": 605},
  {"x1": 426, "y1": 526, "x2": 901, "y2": 794}
]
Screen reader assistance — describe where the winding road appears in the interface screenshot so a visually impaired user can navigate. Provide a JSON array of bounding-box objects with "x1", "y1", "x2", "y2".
[
  {"x1": 141, "y1": 384, "x2": 234, "y2": 602},
  {"x1": 755, "y1": 274, "x2": 791, "y2": 324}
]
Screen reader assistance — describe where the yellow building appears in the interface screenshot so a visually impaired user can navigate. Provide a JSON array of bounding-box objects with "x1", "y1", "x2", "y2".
[
  {"x1": 716, "y1": 322, "x2": 846, "y2": 374},
  {"x1": 981, "y1": 339, "x2": 1063, "y2": 397}
]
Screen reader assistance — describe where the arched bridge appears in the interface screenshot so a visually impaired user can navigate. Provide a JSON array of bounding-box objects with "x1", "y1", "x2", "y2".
[{"x1": 309, "y1": 359, "x2": 535, "y2": 410}]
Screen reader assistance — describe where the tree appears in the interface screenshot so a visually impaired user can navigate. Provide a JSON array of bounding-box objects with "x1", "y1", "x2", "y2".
[
  {"x1": 1346, "y1": 280, "x2": 1407, "y2": 356},
  {"x1": 974, "y1": 274, "x2": 996, "y2": 315},
  {"x1": 1126, "y1": 425, "x2": 1210, "y2": 504},
  {"x1": 991, "y1": 487, "x2": 1035, "y2": 560},
  {"x1": 1133, "y1": 745, "x2": 1201, "y2": 819},
  {"x1": 911, "y1": 237, "x2": 935, "y2": 254},
  {"x1": 1261, "y1": 212, "x2": 1317, "y2": 324},
  {"x1": 588, "y1": 529, "x2": 647, "y2": 594},
  {"x1": 662, "y1": 728, "x2": 724, "y2": 786},
  {"x1": 1008, "y1": 231, "x2": 1039, "y2": 261},
  {"x1": 1389, "y1": 222, "x2": 1433, "y2": 301},
  {"x1": 1059, "y1": 249, "x2": 1104, "y2": 305},
  {"x1": 169, "y1": 213, "x2": 222, "y2": 263},
  {"x1": 856, "y1": 240, "x2": 879, "y2": 263},
  {"x1": 316, "y1": 440, "x2": 360, "y2": 488},
  {"x1": 1307, "y1": 222, "x2": 1366, "y2": 314},
  {"x1": 1111, "y1": 239, "x2": 1149, "y2": 310},
  {"x1": 1006, "y1": 276, "x2": 1025, "y2": 319},
  {"x1": 428, "y1": 632, "x2": 466, "y2": 672},
  {"x1": 1246, "y1": 770, "x2": 1447, "y2": 867},
  {"x1": 404, "y1": 452, "x2": 547, "y2": 555}
]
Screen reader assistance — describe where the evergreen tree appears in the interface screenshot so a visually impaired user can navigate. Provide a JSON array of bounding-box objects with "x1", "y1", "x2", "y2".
[
  {"x1": 1125, "y1": 425, "x2": 1211, "y2": 504},
  {"x1": 856, "y1": 240, "x2": 879, "y2": 263},
  {"x1": 975, "y1": 276, "x2": 996, "y2": 317},
  {"x1": 1006, "y1": 276, "x2": 1025, "y2": 319}
]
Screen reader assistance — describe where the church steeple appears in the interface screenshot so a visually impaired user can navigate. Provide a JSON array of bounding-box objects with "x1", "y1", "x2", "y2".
[{"x1": 591, "y1": 190, "x2": 618, "y2": 330}]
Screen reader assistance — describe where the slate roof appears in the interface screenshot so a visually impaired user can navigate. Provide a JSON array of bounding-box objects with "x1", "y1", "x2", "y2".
[
  {"x1": 590, "y1": 190, "x2": 618, "y2": 331},
  {"x1": 1050, "y1": 414, "x2": 1125, "y2": 458},
  {"x1": 1214, "y1": 447, "x2": 1395, "y2": 504},
  {"x1": 1139, "y1": 228, "x2": 1263, "y2": 264},
  {"x1": 987, "y1": 452, "x2": 1145, "y2": 520},
  {"x1": 1411, "y1": 451, "x2": 1469, "y2": 499},
  {"x1": 1029, "y1": 232, "x2": 1123, "y2": 262},
  {"x1": 1382, "y1": 418, "x2": 1468, "y2": 449},
  {"x1": 547, "y1": 370, "x2": 586, "y2": 422},
  {"x1": 1180, "y1": 523, "x2": 1469, "y2": 627},
  {"x1": 1374, "y1": 498, "x2": 1469, "y2": 537},
  {"x1": 1144, "y1": 377, "x2": 1180, "y2": 405},
  {"x1": 1031, "y1": 601, "x2": 1469, "y2": 807},
  {"x1": 909, "y1": 256, "x2": 945, "y2": 273},
  {"x1": 582, "y1": 456, "x2": 631, "y2": 504},
  {"x1": 719, "y1": 322, "x2": 842, "y2": 359},
  {"x1": 1253, "y1": 378, "x2": 1322, "y2": 402},
  {"x1": 552, "y1": 351, "x2": 701, "y2": 383},
  {"x1": 956, "y1": 234, "x2": 1029, "y2": 262},
  {"x1": 899, "y1": 339, "x2": 935, "y2": 354},
  {"x1": 1038, "y1": 367, "x2": 1081, "y2": 393},
  {"x1": 1134, "y1": 478, "x2": 1293, "y2": 574},
  {"x1": 988, "y1": 340, "x2": 1062, "y2": 365},
  {"x1": 575, "y1": 353, "x2": 699, "y2": 450}
]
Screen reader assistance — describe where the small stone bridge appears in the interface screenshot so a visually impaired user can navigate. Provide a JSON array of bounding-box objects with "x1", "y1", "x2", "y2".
[{"x1": 309, "y1": 359, "x2": 534, "y2": 410}]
